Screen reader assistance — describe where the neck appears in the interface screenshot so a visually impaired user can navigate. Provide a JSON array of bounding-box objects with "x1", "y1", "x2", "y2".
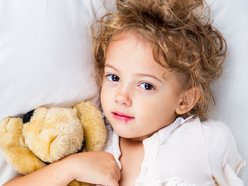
[{"x1": 119, "y1": 137, "x2": 145, "y2": 186}]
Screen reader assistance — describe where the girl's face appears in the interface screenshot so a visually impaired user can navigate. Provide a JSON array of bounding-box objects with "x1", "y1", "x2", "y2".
[{"x1": 101, "y1": 31, "x2": 185, "y2": 141}]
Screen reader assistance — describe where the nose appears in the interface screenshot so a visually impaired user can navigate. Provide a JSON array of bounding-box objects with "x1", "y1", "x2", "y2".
[{"x1": 115, "y1": 85, "x2": 132, "y2": 106}]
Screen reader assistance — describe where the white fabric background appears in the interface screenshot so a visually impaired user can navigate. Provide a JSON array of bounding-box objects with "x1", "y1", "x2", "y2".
[
  {"x1": 206, "y1": 0, "x2": 248, "y2": 184},
  {"x1": 0, "y1": 0, "x2": 115, "y2": 184},
  {"x1": 0, "y1": 0, "x2": 247, "y2": 185}
]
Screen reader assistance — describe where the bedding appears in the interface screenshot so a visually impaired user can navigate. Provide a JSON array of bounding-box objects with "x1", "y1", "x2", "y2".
[
  {"x1": 0, "y1": 0, "x2": 247, "y2": 184},
  {"x1": 0, "y1": 0, "x2": 115, "y2": 184},
  {"x1": 206, "y1": 0, "x2": 248, "y2": 183}
]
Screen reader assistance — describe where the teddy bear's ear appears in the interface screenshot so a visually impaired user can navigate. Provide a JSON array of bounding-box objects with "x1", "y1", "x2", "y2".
[
  {"x1": 74, "y1": 101, "x2": 107, "y2": 152},
  {"x1": 23, "y1": 110, "x2": 35, "y2": 123}
]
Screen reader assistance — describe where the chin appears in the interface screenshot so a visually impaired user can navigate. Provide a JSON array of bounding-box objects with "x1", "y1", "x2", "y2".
[
  {"x1": 113, "y1": 128, "x2": 132, "y2": 138},
  {"x1": 117, "y1": 132, "x2": 147, "y2": 141}
]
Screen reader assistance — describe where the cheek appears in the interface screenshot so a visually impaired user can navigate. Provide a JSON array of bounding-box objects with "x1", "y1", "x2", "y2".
[
  {"x1": 101, "y1": 83, "x2": 115, "y2": 111},
  {"x1": 100, "y1": 87, "x2": 109, "y2": 110},
  {"x1": 136, "y1": 93, "x2": 178, "y2": 122},
  {"x1": 135, "y1": 97, "x2": 162, "y2": 120}
]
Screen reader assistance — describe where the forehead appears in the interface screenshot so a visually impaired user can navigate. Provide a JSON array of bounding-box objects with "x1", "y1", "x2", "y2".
[
  {"x1": 108, "y1": 31, "x2": 168, "y2": 66},
  {"x1": 106, "y1": 31, "x2": 177, "y2": 80},
  {"x1": 107, "y1": 32, "x2": 155, "y2": 66}
]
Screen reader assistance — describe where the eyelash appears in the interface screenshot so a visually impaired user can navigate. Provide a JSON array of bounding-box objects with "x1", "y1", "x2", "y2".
[
  {"x1": 106, "y1": 74, "x2": 120, "y2": 82},
  {"x1": 139, "y1": 82, "x2": 155, "y2": 91},
  {"x1": 105, "y1": 74, "x2": 156, "y2": 91}
]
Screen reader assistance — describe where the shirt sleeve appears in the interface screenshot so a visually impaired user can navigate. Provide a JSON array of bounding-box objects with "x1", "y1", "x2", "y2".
[{"x1": 201, "y1": 119, "x2": 246, "y2": 186}]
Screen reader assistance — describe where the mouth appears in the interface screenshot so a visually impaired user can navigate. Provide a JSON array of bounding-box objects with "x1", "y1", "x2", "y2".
[{"x1": 112, "y1": 112, "x2": 135, "y2": 122}]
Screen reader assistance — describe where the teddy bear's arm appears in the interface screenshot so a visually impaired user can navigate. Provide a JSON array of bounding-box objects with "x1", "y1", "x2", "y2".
[{"x1": 0, "y1": 117, "x2": 45, "y2": 175}]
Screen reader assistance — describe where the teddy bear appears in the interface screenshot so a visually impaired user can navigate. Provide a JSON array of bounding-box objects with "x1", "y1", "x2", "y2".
[{"x1": 0, "y1": 101, "x2": 107, "y2": 186}]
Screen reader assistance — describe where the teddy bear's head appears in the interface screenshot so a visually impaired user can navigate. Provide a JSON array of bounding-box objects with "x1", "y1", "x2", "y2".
[{"x1": 22, "y1": 106, "x2": 85, "y2": 164}]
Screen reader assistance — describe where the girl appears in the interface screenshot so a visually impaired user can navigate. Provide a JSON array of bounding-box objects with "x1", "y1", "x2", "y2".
[
  {"x1": 3, "y1": 0, "x2": 245, "y2": 185},
  {"x1": 93, "y1": 0, "x2": 245, "y2": 185}
]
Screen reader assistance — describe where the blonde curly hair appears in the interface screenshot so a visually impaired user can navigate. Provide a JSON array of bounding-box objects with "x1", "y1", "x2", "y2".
[{"x1": 93, "y1": 0, "x2": 226, "y2": 120}]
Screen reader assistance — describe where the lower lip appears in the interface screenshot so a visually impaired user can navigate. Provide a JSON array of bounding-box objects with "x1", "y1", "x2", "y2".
[{"x1": 112, "y1": 113, "x2": 134, "y2": 123}]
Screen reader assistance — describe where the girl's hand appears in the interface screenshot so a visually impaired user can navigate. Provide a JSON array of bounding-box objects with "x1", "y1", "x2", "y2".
[
  {"x1": 3, "y1": 151, "x2": 120, "y2": 186},
  {"x1": 66, "y1": 151, "x2": 121, "y2": 186}
]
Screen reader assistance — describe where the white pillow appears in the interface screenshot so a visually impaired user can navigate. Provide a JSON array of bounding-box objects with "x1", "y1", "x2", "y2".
[
  {"x1": 206, "y1": 0, "x2": 248, "y2": 183},
  {"x1": 0, "y1": 0, "x2": 247, "y2": 184},
  {"x1": 0, "y1": 0, "x2": 115, "y2": 184}
]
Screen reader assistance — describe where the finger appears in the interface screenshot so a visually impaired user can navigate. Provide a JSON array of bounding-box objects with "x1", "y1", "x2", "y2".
[
  {"x1": 108, "y1": 180, "x2": 119, "y2": 186},
  {"x1": 115, "y1": 166, "x2": 121, "y2": 181},
  {"x1": 107, "y1": 153, "x2": 121, "y2": 181}
]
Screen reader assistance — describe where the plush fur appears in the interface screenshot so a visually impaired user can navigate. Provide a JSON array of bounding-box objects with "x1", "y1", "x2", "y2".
[{"x1": 0, "y1": 101, "x2": 107, "y2": 186}]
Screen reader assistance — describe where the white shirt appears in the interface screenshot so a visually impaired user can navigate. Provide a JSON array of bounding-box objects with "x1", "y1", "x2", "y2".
[{"x1": 103, "y1": 116, "x2": 245, "y2": 186}]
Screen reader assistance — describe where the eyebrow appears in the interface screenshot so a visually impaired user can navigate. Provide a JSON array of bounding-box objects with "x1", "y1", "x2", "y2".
[
  {"x1": 105, "y1": 64, "x2": 119, "y2": 72},
  {"x1": 105, "y1": 64, "x2": 163, "y2": 83},
  {"x1": 136, "y1": 73, "x2": 163, "y2": 83}
]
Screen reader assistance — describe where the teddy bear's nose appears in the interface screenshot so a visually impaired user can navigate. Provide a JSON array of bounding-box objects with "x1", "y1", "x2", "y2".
[{"x1": 23, "y1": 110, "x2": 35, "y2": 124}]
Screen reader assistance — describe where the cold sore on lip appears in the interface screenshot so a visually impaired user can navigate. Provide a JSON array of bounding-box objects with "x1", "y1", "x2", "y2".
[{"x1": 112, "y1": 112, "x2": 134, "y2": 123}]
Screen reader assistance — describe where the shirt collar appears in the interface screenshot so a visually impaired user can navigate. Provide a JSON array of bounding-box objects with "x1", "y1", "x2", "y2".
[
  {"x1": 158, "y1": 115, "x2": 194, "y2": 144},
  {"x1": 111, "y1": 115, "x2": 194, "y2": 156}
]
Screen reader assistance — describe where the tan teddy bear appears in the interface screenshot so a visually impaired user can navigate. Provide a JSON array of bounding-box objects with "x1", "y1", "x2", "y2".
[{"x1": 0, "y1": 101, "x2": 107, "y2": 186}]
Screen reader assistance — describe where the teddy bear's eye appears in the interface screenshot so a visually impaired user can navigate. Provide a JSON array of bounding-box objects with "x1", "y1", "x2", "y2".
[{"x1": 23, "y1": 110, "x2": 35, "y2": 124}]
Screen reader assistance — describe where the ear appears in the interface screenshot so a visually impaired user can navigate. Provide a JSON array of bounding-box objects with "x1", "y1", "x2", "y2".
[{"x1": 176, "y1": 87, "x2": 200, "y2": 115}]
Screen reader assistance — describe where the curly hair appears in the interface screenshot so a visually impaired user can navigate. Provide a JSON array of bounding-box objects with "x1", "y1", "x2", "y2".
[{"x1": 93, "y1": 0, "x2": 226, "y2": 120}]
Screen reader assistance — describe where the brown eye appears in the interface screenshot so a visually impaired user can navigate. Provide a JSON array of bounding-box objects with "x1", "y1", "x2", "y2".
[
  {"x1": 140, "y1": 83, "x2": 155, "y2": 90},
  {"x1": 107, "y1": 74, "x2": 120, "y2": 82}
]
